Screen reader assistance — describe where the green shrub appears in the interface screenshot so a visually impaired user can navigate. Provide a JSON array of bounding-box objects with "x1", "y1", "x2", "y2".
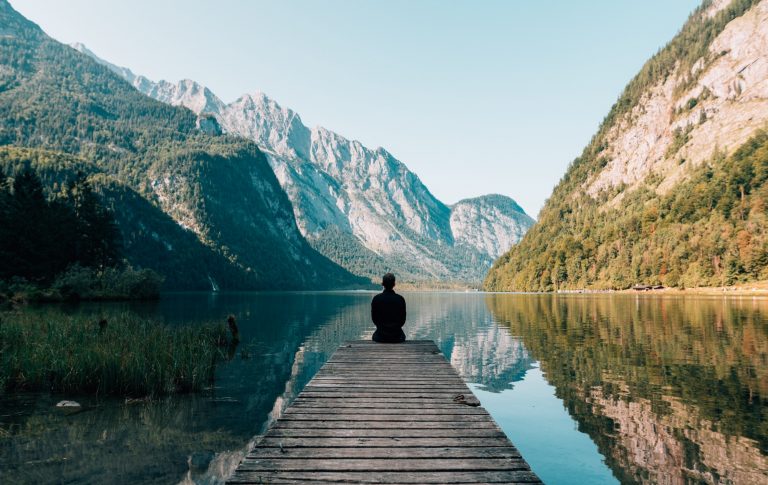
[{"x1": 52, "y1": 265, "x2": 164, "y2": 300}]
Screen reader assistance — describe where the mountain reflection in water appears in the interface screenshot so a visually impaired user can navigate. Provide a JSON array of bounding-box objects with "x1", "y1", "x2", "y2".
[
  {"x1": 488, "y1": 294, "x2": 768, "y2": 485},
  {"x1": 1, "y1": 292, "x2": 765, "y2": 485}
]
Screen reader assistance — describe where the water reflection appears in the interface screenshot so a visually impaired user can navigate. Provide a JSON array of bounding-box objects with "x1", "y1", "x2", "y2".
[
  {"x1": 3, "y1": 292, "x2": 764, "y2": 484},
  {"x1": 1, "y1": 292, "x2": 535, "y2": 484},
  {"x1": 488, "y1": 294, "x2": 768, "y2": 485}
]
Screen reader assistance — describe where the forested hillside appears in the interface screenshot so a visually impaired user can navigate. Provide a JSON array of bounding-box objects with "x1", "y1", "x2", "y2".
[
  {"x1": 485, "y1": 0, "x2": 768, "y2": 291},
  {"x1": 0, "y1": 0, "x2": 363, "y2": 290}
]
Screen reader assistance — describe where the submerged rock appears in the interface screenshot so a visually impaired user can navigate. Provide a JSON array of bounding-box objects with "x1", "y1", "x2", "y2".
[{"x1": 55, "y1": 400, "x2": 81, "y2": 408}]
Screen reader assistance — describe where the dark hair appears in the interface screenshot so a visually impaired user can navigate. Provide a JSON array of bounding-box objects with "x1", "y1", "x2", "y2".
[{"x1": 382, "y1": 273, "x2": 396, "y2": 289}]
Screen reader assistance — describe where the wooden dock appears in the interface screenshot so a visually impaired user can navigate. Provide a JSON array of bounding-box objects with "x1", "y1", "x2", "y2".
[{"x1": 228, "y1": 340, "x2": 542, "y2": 484}]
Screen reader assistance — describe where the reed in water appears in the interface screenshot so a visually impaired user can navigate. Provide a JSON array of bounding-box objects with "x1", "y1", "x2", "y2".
[{"x1": 0, "y1": 311, "x2": 228, "y2": 396}]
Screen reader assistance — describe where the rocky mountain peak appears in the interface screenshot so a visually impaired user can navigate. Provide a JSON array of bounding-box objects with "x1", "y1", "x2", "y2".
[
  {"x1": 223, "y1": 91, "x2": 311, "y2": 160},
  {"x1": 450, "y1": 195, "x2": 534, "y2": 259},
  {"x1": 74, "y1": 43, "x2": 534, "y2": 284}
]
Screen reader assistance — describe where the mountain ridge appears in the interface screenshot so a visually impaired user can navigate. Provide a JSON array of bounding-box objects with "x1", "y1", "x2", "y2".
[{"x1": 73, "y1": 42, "x2": 535, "y2": 284}]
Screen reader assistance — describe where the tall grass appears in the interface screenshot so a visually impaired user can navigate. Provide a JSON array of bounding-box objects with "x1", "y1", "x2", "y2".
[{"x1": 0, "y1": 311, "x2": 228, "y2": 396}]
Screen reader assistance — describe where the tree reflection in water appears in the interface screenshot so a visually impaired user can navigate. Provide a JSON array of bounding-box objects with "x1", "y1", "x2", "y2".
[{"x1": 487, "y1": 294, "x2": 768, "y2": 485}]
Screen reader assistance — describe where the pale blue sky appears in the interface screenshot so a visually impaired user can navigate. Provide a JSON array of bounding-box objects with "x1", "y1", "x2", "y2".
[{"x1": 11, "y1": 0, "x2": 701, "y2": 217}]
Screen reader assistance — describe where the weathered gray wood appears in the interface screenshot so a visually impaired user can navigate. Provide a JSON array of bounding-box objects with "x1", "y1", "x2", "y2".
[
  {"x1": 279, "y1": 413, "x2": 493, "y2": 421},
  {"x1": 264, "y1": 428, "x2": 506, "y2": 438},
  {"x1": 286, "y1": 406, "x2": 488, "y2": 414},
  {"x1": 254, "y1": 436, "x2": 518, "y2": 448},
  {"x1": 297, "y1": 393, "x2": 480, "y2": 401},
  {"x1": 330, "y1": 355, "x2": 445, "y2": 360},
  {"x1": 303, "y1": 386, "x2": 471, "y2": 393},
  {"x1": 273, "y1": 421, "x2": 499, "y2": 430},
  {"x1": 246, "y1": 447, "x2": 522, "y2": 459},
  {"x1": 238, "y1": 457, "x2": 530, "y2": 471},
  {"x1": 308, "y1": 381, "x2": 467, "y2": 386},
  {"x1": 304, "y1": 384, "x2": 470, "y2": 390},
  {"x1": 227, "y1": 340, "x2": 541, "y2": 484},
  {"x1": 310, "y1": 376, "x2": 465, "y2": 381},
  {"x1": 289, "y1": 398, "x2": 472, "y2": 405},
  {"x1": 228, "y1": 470, "x2": 542, "y2": 484}
]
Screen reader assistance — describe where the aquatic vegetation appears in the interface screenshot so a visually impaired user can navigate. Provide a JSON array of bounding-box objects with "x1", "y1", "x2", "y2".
[{"x1": 0, "y1": 311, "x2": 228, "y2": 396}]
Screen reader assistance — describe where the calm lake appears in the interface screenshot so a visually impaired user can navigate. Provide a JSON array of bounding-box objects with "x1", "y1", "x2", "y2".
[{"x1": 1, "y1": 292, "x2": 766, "y2": 484}]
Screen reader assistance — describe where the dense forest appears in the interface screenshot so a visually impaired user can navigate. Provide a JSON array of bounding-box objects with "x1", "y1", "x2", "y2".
[
  {"x1": 0, "y1": 1, "x2": 364, "y2": 290},
  {"x1": 486, "y1": 132, "x2": 768, "y2": 290},
  {"x1": 485, "y1": 0, "x2": 766, "y2": 291},
  {"x1": 0, "y1": 154, "x2": 163, "y2": 300}
]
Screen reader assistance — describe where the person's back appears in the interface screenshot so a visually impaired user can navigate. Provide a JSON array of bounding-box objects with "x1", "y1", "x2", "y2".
[{"x1": 371, "y1": 273, "x2": 406, "y2": 343}]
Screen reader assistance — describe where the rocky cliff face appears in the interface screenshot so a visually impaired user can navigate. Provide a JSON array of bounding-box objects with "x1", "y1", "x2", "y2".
[
  {"x1": 75, "y1": 44, "x2": 534, "y2": 284},
  {"x1": 485, "y1": 0, "x2": 768, "y2": 291},
  {"x1": 587, "y1": 0, "x2": 768, "y2": 200}
]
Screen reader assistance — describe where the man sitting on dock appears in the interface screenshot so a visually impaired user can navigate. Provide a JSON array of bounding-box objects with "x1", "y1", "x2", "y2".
[{"x1": 371, "y1": 272, "x2": 406, "y2": 343}]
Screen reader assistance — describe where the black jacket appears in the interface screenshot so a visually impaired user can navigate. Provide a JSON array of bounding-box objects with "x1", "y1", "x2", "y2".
[{"x1": 371, "y1": 289, "x2": 406, "y2": 343}]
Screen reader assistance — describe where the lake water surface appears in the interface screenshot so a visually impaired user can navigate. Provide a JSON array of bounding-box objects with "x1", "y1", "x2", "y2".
[{"x1": 1, "y1": 292, "x2": 766, "y2": 484}]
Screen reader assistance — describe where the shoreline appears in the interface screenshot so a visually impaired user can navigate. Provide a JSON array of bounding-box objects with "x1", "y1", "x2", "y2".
[{"x1": 551, "y1": 281, "x2": 768, "y2": 296}]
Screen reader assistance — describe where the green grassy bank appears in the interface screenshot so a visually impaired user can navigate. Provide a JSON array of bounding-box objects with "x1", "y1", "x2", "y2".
[{"x1": 0, "y1": 311, "x2": 228, "y2": 396}]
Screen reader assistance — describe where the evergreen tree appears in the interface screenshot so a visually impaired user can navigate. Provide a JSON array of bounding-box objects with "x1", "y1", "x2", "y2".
[
  {"x1": 65, "y1": 171, "x2": 120, "y2": 269},
  {"x1": 0, "y1": 171, "x2": 10, "y2": 273},
  {"x1": 5, "y1": 168, "x2": 74, "y2": 281}
]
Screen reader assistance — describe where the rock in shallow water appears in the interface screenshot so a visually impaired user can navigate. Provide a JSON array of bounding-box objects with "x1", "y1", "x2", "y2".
[{"x1": 55, "y1": 400, "x2": 81, "y2": 408}]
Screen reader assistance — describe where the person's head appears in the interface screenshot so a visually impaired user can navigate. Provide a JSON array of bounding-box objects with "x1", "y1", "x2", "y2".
[{"x1": 382, "y1": 273, "x2": 396, "y2": 290}]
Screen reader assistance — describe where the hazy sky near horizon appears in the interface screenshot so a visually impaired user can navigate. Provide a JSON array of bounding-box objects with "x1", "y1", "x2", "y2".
[{"x1": 11, "y1": 0, "x2": 701, "y2": 217}]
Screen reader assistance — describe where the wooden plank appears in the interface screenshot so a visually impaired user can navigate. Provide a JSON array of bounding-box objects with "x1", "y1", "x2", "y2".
[
  {"x1": 254, "y1": 437, "x2": 518, "y2": 448},
  {"x1": 303, "y1": 386, "x2": 471, "y2": 392},
  {"x1": 321, "y1": 362, "x2": 453, "y2": 366},
  {"x1": 296, "y1": 389, "x2": 471, "y2": 403},
  {"x1": 264, "y1": 429, "x2": 506, "y2": 438},
  {"x1": 286, "y1": 406, "x2": 488, "y2": 414},
  {"x1": 246, "y1": 447, "x2": 522, "y2": 459},
  {"x1": 292, "y1": 397, "x2": 481, "y2": 405},
  {"x1": 305, "y1": 382, "x2": 469, "y2": 388},
  {"x1": 229, "y1": 470, "x2": 542, "y2": 484},
  {"x1": 238, "y1": 457, "x2": 530, "y2": 472},
  {"x1": 317, "y1": 370, "x2": 457, "y2": 374},
  {"x1": 307, "y1": 381, "x2": 467, "y2": 386},
  {"x1": 227, "y1": 340, "x2": 541, "y2": 484},
  {"x1": 279, "y1": 413, "x2": 493, "y2": 422},
  {"x1": 309, "y1": 376, "x2": 465, "y2": 381},
  {"x1": 327, "y1": 364, "x2": 449, "y2": 368},
  {"x1": 273, "y1": 421, "x2": 499, "y2": 430},
  {"x1": 328, "y1": 356, "x2": 446, "y2": 360}
]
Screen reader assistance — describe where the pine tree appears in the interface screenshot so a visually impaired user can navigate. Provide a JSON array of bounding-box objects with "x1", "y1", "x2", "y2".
[
  {"x1": 65, "y1": 171, "x2": 120, "y2": 269},
  {"x1": 0, "y1": 171, "x2": 10, "y2": 277},
  {"x1": 6, "y1": 168, "x2": 73, "y2": 281}
]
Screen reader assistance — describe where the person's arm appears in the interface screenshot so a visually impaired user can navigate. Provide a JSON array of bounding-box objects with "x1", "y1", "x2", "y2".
[
  {"x1": 399, "y1": 297, "x2": 406, "y2": 327},
  {"x1": 371, "y1": 297, "x2": 380, "y2": 327}
]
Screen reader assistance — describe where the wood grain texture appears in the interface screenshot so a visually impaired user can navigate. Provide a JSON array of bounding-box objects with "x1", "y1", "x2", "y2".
[{"x1": 226, "y1": 340, "x2": 541, "y2": 484}]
